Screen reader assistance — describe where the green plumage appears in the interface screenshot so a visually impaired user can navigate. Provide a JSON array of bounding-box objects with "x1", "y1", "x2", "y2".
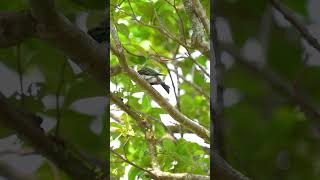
[
  {"x1": 138, "y1": 67, "x2": 164, "y2": 76},
  {"x1": 137, "y1": 67, "x2": 170, "y2": 94}
]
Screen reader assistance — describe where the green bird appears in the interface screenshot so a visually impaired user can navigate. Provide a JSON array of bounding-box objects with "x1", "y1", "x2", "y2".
[{"x1": 138, "y1": 67, "x2": 170, "y2": 94}]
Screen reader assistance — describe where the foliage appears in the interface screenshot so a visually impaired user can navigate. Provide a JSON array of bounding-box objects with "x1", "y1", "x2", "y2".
[
  {"x1": 0, "y1": 0, "x2": 106, "y2": 179},
  {"x1": 218, "y1": 0, "x2": 320, "y2": 179},
  {"x1": 110, "y1": 0, "x2": 210, "y2": 178}
]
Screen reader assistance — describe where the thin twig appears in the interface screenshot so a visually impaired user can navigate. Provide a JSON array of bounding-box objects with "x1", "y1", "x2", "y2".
[
  {"x1": 163, "y1": 0, "x2": 187, "y2": 44},
  {"x1": 16, "y1": 44, "x2": 24, "y2": 107},
  {"x1": 55, "y1": 59, "x2": 67, "y2": 137},
  {"x1": 121, "y1": 2, "x2": 193, "y2": 51},
  {"x1": 169, "y1": 68, "x2": 210, "y2": 101},
  {"x1": 220, "y1": 42, "x2": 320, "y2": 124},
  {"x1": 190, "y1": 57, "x2": 210, "y2": 78},
  {"x1": 110, "y1": 149, "x2": 157, "y2": 178}
]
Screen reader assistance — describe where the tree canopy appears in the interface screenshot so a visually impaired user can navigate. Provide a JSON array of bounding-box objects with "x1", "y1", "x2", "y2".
[{"x1": 110, "y1": 0, "x2": 211, "y2": 179}]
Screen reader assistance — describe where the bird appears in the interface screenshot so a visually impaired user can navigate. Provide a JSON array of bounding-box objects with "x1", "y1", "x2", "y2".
[{"x1": 138, "y1": 67, "x2": 170, "y2": 94}]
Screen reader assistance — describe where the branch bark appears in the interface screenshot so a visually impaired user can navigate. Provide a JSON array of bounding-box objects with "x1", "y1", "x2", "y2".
[
  {"x1": 191, "y1": 0, "x2": 210, "y2": 35},
  {"x1": 212, "y1": 14, "x2": 226, "y2": 158},
  {"x1": 110, "y1": 93, "x2": 209, "y2": 179},
  {"x1": 182, "y1": 0, "x2": 210, "y2": 58},
  {"x1": 0, "y1": 93, "x2": 106, "y2": 179},
  {"x1": 110, "y1": 93, "x2": 160, "y2": 170},
  {"x1": 220, "y1": 42, "x2": 320, "y2": 123},
  {"x1": 168, "y1": 67, "x2": 210, "y2": 101},
  {"x1": 270, "y1": 0, "x2": 320, "y2": 53},
  {"x1": 0, "y1": 10, "x2": 123, "y2": 83}
]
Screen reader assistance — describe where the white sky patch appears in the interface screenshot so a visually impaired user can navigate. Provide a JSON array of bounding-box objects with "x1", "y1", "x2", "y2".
[
  {"x1": 206, "y1": 60, "x2": 210, "y2": 73},
  {"x1": 75, "y1": 11, "x2": 88, "y2": 32},
  {"x1": 272, "y1": 8, "x2": 291, "y2": 28},
  {"x1": 69, "y1": 96, "x2": 107, "y2": 116},
  {"x1": 167, "y1": 63, "x2": 175, "y2": 70},
  {"x1": 110, "y1": 82, "x2": 124, "y2": 92},
  {"x1": 205, "y1": 61, "x2": 210, "y2": 83},
  {"x1": 0, "y1": 135, "x2": 44, "y2": 174},
  {"x1": 117, "y1": 19, "x2": 129, "y2": 25},
  {"x1": 216, "y1": 17, "x2": 233, "y2": 43},
  {"x1": 42, "y1": 95, "x2": 64, "y2": 110},
  {"x1": 132, "y1": 92, "x2": 144, "y2": 98},
  {"x1": 120, "y1": 165, "x2": 133, "y2": 180},
  {"x1": 308, "y1": 0, "x2": 320, "y2": 24},
  {"x1": 178, "y1": 67, "x2": 183, "y2": 74},
  {"x1": 170, "y1": 160, "x2": 178, "y2": 170},
  {"x1": 110, "y1": 136, "x2": 121, "y2": 149},
  {"x1": 151, "y1": 100, "x2": 161, "y2": 108},
  {"x1": 186, "y1": 74, "x2": 192, "y2": 81},
  {"x1": 0, "y1": 63, "x2": 45, "y2": 97},
  {"x1": 178, "y1": 46, "x2": 188, "y2": 57},
  {"x1": 302, "y1": 24, "x2": 320, "y2": 66},
  {"x1": 224, "y1": 88, "x2": 242, "y2": 107},
  {"x1": 141, "y1": 40, "x2": 151, "y2": 49},
  {"x1": 221, "y1": 51, "x2": 235, "y2": 70},
  {"x1": 191, "y1": 51, "x2": 202, "y2": 59},
  {"x1": 242, "y1": 38, "x2": 265, "y2": 66},
  {"x1": 90, "y1": 118, "x2": 102, "y2": 135},
  {"x1": 180, "y1": 89, "x2": 186, "y2": 95},
  {"x1": 68, "y1": 59, "x2": 83, "y2": 74},
  {"x1": 160, "y1": 114, "x2": 178, "y2": 126},
  {"x1": 136, "y1": 16, "x2": 142, "y2": 21},
  {"x1": 272, "y1": 7, "x2": 306, "y2": 29},
  {"x1": 110, "y1": 104, "x2": 124, "y2": 117},
  {"x1": 36, "y1": 114, "x2": 56, "y2": 132},
  {"x1": 174, "y1": 133, "x2": 210, "y2": 148},
  {"x1": 164, "y1": 73, "x2": 178, "y2": 105}
]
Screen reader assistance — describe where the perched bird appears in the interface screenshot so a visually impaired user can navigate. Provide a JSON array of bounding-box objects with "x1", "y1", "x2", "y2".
[{"x1": 138, "y1": 67, "x2": 170, "y2": 94}]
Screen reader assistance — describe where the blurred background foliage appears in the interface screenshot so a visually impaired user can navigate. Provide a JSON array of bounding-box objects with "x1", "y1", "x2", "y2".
[
  {"x1": 216, "y1": 0, "x2": 320, "y2": 179},
  {"x1": 0, "y1": 0, "x2": 106, "y2": 179},
  {"x1": 110, "y1": 0, "x2": 210, "y2": 178}
]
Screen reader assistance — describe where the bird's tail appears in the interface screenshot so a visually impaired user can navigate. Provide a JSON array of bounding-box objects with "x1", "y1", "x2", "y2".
[{"x1": 161, "y1": 83, "x2": 170, "y2": 94}]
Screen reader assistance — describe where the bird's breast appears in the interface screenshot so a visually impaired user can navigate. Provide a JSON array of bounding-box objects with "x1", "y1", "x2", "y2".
[{"x1": 141, "y1": 75, "x2": 158, "y2": 84}]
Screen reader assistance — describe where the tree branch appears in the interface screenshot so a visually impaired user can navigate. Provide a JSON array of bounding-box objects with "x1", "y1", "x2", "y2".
[
  {"x1": 191, "y1": 0, "x2": 210, "y2": 35},
  {"x1": 211, "y1": 150, "x2": 250, "y2": 180},
  {"x1": 168, "y1": 68, "x2": 210, "y2": 101},
  {"x1": 110, "y1": 149, "x2": 157, "y2": 178},
  {"x1": 182, "y1": 0, "x2": 210, "y2": 58},
  {"x1": 111, "y1": 93, "x2": 209, "y2": 179},
  {"x1": 109, "y1": 94, "x2": 209, "y2": 179},
  {"x1": 149, "y1": 169, "x2": 210, "y2": 180},
  {"x1": 270, "y1": 0, "x2": 320, "y2": 53},
  {"x1": 212, "y1": 15, "x2": 226, "y2": 157},
  {"x1": 110, "y1": 65, "x2": 122, "y2": 77},
  {"x1": 26, "y1": 0, "x2": 107, "y2": 85},
  {"x1": 0, "y1": 93, "x2": 106, "y2": 179},
  {"x1": 0, "y1": 10, "x2": 123, "y2": 85},
  {"x1": 110, "y1": 23, "x2": 210, "y2": 142},
  {"x1": 110, "y1": 93, "x2": 160, "y2": 170},
  {"x1": 220, "y1": 42, "x2": 320, "y2": 123}
]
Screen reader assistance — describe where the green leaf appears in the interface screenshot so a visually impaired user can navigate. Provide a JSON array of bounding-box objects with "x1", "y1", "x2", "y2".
[{"x1": 128, "y1": 56, "x2": 147, "y2": 65}]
